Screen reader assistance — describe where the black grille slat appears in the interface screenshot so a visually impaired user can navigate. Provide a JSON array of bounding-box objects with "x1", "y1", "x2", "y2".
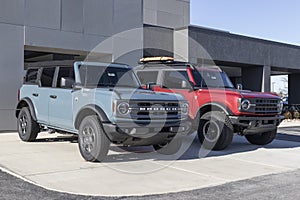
[{"x1": 251, "y1": 98, "x2": 280, "y2": 114}]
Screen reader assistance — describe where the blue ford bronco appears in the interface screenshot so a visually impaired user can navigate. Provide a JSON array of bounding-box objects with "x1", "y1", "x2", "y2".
[{"x1": 16, "y1": 61, "x2": 191, "y2": 162}]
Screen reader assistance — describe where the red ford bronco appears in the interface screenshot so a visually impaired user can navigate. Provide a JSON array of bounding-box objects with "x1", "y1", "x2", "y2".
[{"x1": 135, "y1": 57, "x2": 284, "y2": 150}]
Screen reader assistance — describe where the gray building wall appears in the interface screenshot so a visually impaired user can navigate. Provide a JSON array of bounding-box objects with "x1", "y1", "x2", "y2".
[
  {"x1": 24, "y1": 0, "x2": 144, "y2": 55},
  {"x1": 0, "y1": 0, "x2": 25, "y2": 131},
  {"x1": 0, "y1": 23, "x2": 24, "y2": 130},
  {"x1": 143, "y1": 25, "x2": 174, "y2": 57},
  {"x1": 143, "y1": 0, "x2": 190, "y2": 29}
]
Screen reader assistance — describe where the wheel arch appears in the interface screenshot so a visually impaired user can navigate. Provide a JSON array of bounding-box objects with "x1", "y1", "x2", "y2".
[
  {"x1": 74, "y1": 105, "x2": 109, "y2": 130},
  {"x1": 194, "y1": 103, "x2": 233, "y2": 126},
  {"x1": 15, "y1": 98, "x2": 37, "y2": 121},
  {"x1": 196, "y1": 103, "x2": 234, "y2": 150}
]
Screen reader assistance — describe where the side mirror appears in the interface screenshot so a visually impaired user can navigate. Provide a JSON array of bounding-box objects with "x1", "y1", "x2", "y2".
[
  {"x1": 60, "y1": 77, "x2": 75, "y2": 88},
  {"x1": 181, "y1": 80, "x2": 188, "y2": 88},
  {"x1": 182, "y1": 80, "x2": 194, "y2": 91},
  {"x1": 236, "y1": 84, "x2": 243, "y2": 90},
  {"x1": 73, "y1": 83, "x2": 84, "y2": 90},
  {"x1": 146, "y1": 82, "x2": 156, "y2": 90}
]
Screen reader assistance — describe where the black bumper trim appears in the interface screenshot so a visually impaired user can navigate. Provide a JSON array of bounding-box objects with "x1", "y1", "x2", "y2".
[
  {"x1": 229, "y1": 115, "x2": 284, "y2": 135},
  {"x1": 102, "y1": 121, "x2": 192, "y2": 146}
]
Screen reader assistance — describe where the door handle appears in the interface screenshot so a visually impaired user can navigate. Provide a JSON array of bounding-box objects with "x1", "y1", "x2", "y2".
[
  {"x1": 32, "y1": 93, "x2": 39, "y2": 97},
  {"x1": 50, "y1": 95, "x2": 57, "y2": 99}
]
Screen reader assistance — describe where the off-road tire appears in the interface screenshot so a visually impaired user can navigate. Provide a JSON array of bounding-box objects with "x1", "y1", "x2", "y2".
[
  {"x1": 17, "y1": 107, "x2": 39, "y2": 142},
  {"x1": 245, "y1": 129, "x2": 277, "y2": 145},
  {"x1": 78, "y1": 115, "x2": 110, "y2": 162},
  {"x1": 198, "y1": 111, "x2": 233, "y2": 150}
]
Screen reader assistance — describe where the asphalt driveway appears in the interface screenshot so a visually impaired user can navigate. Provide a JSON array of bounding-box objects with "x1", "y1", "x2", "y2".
[{"x1": 1, "y1": 167, "x2": 300, "y2": 200}]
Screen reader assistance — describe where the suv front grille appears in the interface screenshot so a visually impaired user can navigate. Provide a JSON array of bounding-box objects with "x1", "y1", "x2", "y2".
[
  {"x1": 250, "y1": 98, "x2": 280, "y2": 114},
  {"x1": 129, "y1": 101, "x2": 181, "y2": 120}
]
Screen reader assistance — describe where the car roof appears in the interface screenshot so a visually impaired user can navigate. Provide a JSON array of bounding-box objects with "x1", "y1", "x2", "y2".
[
  {"x1": 25, "y1": 60, "x2": 131, "y2": 69},
  {"x1": 137, "y1": 62, "x2": 223, "y2": 72}
]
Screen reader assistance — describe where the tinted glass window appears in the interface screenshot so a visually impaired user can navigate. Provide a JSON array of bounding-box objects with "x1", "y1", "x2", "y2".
[
  {"x1": 194, "y1": 68, "x2": 234, "y2": 89},
  {"x1": 56, "y1": 67, "x2": 75, "y2": 88},
  {"x1": 25, "y1": 69, "x2": 38, "y2": 84},
  {"x1": 40, "y1": 68, "x2": 55, "y2": 87},
  {"x1": 79, "y1": 65, "x2": 140, "y2": 88},
  {"x1": 162, "y1": 70, "x2": 190, "y2": 89},
  {"x1": 136, "y1": 71, "x2": 158, "y2": 85}
]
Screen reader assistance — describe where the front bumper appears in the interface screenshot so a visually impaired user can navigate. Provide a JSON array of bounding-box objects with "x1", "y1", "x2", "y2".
[
  {"x1": 229, "y1": 115, "x2": 284, "y2": 135},
  {"x1": 102, "y1": 120, "x2": 192, "y2": 146}
]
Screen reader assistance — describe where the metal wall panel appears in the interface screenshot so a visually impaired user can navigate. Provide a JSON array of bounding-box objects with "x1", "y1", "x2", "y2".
[
  {"x1": 113, "y1": 0, "x2": 143, "y2": 34},
  {"x1": 62, "y1": 0, "x2": 83, "y2": 33},
  {"x1": 83, "y1": 0, "x2": 113, "y2": 37},
  {"x1": 0, "y1": 0, "x2": 24, "y2": 25},
  {"x1": 25, "y1": 26, "x2": 110, "y2": 53},
  {"x1": 25, "y1": 0, "x2": 61, "y2": 30},
  {"x1": 143, "y1": 0, "x2": 190, "y2": 28},
  {"x1": 0, "y1": 24, "x2": 24, "y2": 131}
]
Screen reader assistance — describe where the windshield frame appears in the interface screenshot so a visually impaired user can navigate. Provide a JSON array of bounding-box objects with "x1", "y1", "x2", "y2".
[{"x1": 191, "y1": 67, "x2": 235, "y2": 89}]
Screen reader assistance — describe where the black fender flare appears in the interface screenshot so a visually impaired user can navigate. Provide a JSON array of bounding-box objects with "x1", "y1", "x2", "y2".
[
  {"x1": 194, "y1": 102, "x2": 233, "y2": 128},
  {"x1": 198, "y1": 102, "x2": 233, "y2": 116},
  {"x1": 15, "y1": 98, "x2": 37, "y2": 121},
  {"x1": 74, "y1": 104, "x2": 110, "y2": 130}
]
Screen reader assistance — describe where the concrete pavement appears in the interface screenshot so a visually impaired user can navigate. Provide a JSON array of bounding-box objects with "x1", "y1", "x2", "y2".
[{"x1": 0, "y1": 123, "x2": 300, "y2": 197}]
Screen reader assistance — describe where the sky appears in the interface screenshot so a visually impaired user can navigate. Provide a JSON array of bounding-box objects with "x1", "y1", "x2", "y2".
[
  {"x1": 191, "y1": 0, "x2": 300, "y2": 94},
  {"x1": 191, "y1": 0, "x2": 300, "y2": 46}
]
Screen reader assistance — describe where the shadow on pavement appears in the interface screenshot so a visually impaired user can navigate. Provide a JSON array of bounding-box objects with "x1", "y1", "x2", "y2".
[
  {"x1": 180, "y1": 131, "x2": 300, "y2": 160},
  {"x1": 31, "y1": 129, "x2": 300, "y2": 163},
  {"x1": 103, "y1": 132, "x2": 300, "y2": 163},
  {"x1": 35, "y1": 135, "x2": 78, "y2": 143}
]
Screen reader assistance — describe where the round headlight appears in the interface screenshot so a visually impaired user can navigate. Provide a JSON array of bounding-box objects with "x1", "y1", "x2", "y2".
[
  {"x1": 241, "y1": 99, "x2": 251, "y2": 110},
  {"x1": 117, "y1": 102, "x2": 130, "y2": 115},
  {"x1": 181, "y1": 102, "x2": 189, "y2": 115}
]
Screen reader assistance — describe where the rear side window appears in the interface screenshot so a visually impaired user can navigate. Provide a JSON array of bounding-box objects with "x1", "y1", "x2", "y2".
[
  {"x1": 40, "y1": 67, "x2": 55, "y2": 87},
  {"x1": 136, "y1": 71, "x2": 158, "y2": 85},
  {"x1": 24, "y1": 68, "x2": 38, "y2": 84}
]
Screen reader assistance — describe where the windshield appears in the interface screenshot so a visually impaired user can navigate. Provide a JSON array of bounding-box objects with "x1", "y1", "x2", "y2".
[
  {"x1": 79, "y1": 65, "x2": 140, "y2": 88},
  {"x1": 193, "y1": 68, "x2": 234, "y2": 89}
]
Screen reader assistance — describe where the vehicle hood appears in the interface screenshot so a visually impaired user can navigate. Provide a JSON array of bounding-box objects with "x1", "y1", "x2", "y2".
[
  {"x1": 201, "y1": 88, "x2": 280, "y2": 99},
  {"x1": 238, "y1": 90, "x2": 280, "y2": 99},
  {"x1": 113, "y1": 88, "x2": 185, "y2": 101}
]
